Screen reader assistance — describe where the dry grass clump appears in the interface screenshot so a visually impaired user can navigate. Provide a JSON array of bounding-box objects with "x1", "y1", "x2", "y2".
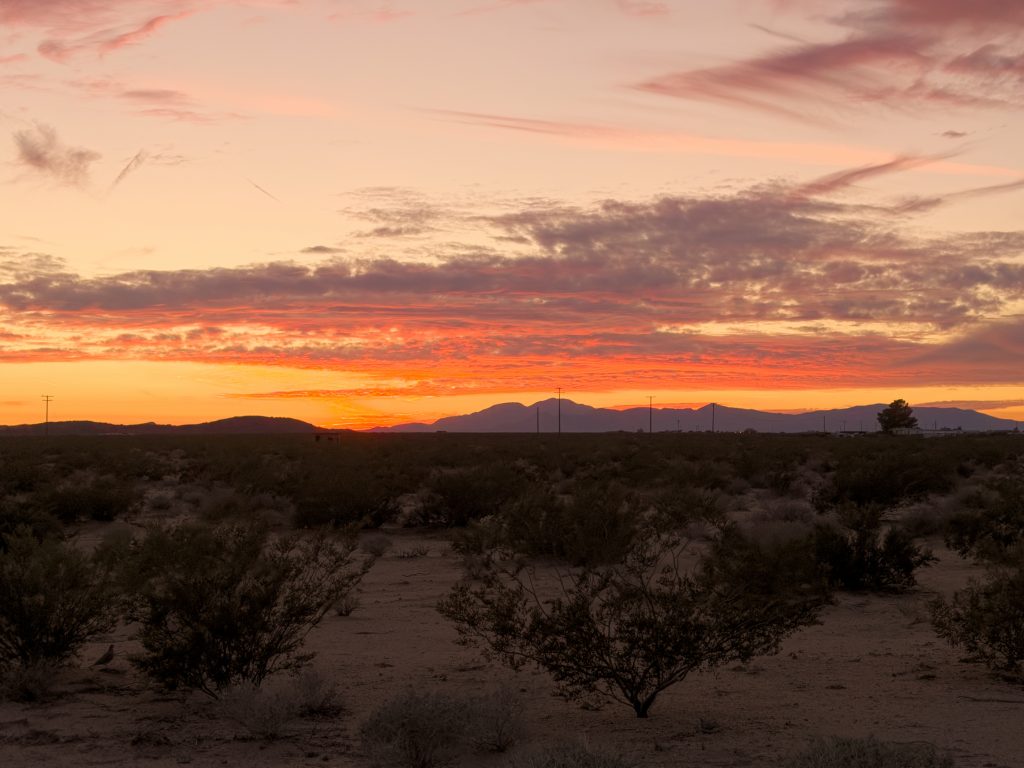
[
  {"x1": 512, "y1": 742, "x2": 634, "y2": 768},
  {"x1": 395, "y1": 545, "x2": 430, "y2": 559},
  {"x1": 222, "y1": 668, "x2": 342, "y2": 740},
  {"x1": 785, "y1": 736, "x2": 955, "y2": 768},
  {"x1": 222, "y1": 682, "x2": 301, "y2": 740},
  {"x1": 467, "y1": 684, "x2": 525, "y2": 753},
  {"x1": 334, "y1": 590, "x2": 361, "y2": 617},
  {"x1": 0, "y1": 660, "x2": 61, "y2": 703},
  {"x1": 360, "y1": 532, "x2": 393, "y2": 557},
  {"x1": 359, "y1": 688, "x2": 471, "y2": 768}
]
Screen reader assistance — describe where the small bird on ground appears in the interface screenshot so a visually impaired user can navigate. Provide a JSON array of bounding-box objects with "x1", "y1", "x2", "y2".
[{"x1": 92, "y1": 644, "x2": 115, "y2": 667}]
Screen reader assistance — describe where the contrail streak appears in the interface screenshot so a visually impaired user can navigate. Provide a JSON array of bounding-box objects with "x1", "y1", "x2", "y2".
[
  {"x1": 110, "y1": 150, "x2": 147, "y2": 190},
  {"x1": 248, "y1": 178, "x2": 280, "y2": 202}
]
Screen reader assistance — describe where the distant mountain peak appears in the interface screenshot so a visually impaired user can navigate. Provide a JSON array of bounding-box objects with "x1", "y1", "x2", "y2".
[{"x1": 375, "y1": 399, "x2": 1018, "y2": 434}]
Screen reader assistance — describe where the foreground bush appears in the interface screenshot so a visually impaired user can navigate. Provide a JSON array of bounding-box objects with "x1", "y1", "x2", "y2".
[
  {"x1": 360, "y1": 688, "x2": 471, "y2": 768},
  {"x1": 786, "y1": 736, "x2": 955, "y2": 767},
  {"x1": 127, "y1": 522, "x2": 369, "y2": 695},
  {"x1": 930, "y1": 564, "x2": 1024, "y2": 680},
  {"x1": 439, "y1": 531, "x2": 825, "y2": 718},
  {"x1": 0, "y1": 529, "x2": 118, "y2": 670}
]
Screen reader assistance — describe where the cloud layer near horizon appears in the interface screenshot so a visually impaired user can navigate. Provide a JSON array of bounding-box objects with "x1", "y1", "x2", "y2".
[{"x1": 3, "y1": 165, "x2": 1022, "y2": 396}]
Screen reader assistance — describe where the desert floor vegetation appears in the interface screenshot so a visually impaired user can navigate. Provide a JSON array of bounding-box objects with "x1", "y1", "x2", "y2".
[{"x1": 1, "y1": 432, "x2": 1023, "y2": 766}]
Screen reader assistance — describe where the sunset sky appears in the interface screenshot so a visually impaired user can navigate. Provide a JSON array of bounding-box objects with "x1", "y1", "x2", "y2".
[{"x1": 2, "y1": 0, "x2": 1023, "y2": 429}]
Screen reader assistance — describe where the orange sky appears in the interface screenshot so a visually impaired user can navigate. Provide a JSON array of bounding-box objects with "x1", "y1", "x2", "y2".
[{"x1": 2, "y1": 0, "x2": 1023, "y2": 429}]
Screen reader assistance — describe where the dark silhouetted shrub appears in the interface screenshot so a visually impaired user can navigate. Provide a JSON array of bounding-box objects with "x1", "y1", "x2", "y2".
[
  {"x1": 439, "y1": 531, "x2": 824, "y2": 718},
  {"x1": 0, "y1": 529, "x2": 118, "y2": 670},
  {"x1": 127, "y1": 522, "x2": 369, "y2": 695}
]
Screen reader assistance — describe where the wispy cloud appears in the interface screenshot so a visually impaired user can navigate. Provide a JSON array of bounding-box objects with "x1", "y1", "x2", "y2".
[
  {"x1": 634, "y1": 0, "x2": 1024, "y2": 120},
  {"x1": 428, "y1": 109, "x2": 1018, "y2": 177},
  {"x1": 12, "y1": 123, "x2": 101, "y2": 187},
  {"x1": 38, "y1": 11, "x2": 191, "y2": 61}
]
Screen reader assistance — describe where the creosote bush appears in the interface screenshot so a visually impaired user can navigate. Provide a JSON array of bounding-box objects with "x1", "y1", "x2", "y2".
[
  {"x1": 439, "y1": 528, "x2": 825, "y2": 718},
  {"x1": 786, "y1": 736, "x2": 955, "y2": 768},
  {"x1": 126, "y1": 521, "x2": 369, "y2": 695},
  {"x1": 0, "y1": 528, "x2": 118, "y2": 671}
]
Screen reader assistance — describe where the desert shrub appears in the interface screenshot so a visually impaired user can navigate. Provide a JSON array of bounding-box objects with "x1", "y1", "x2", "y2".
[
  {"x1": 396, "y1": 545, "x2": 430, "y2": 558},
  {"x1": 126, "y1": 522, "x2": 369, "y2": 695},
  {"x1": 0, "y1": 528, "x2": 119, "y2": 670},
  {"x1": 196, "y1": 487, "x2": 283, "y2": 522},
  {"x1": 360, "y1": 688, "x2": 471, "y2": 768},
  {"x1": 513, "y1": 742, "x2": 634, "y2": 768},
  {"x1": 438, "y1": 530, "x2": 825, "y2": 718},
  {"x1": 702, "y1": 523, "x2": 829, "y2": 603},
  {"x1": 813, "y1": 506, "x2": 935, "y2": 592},
  {"x1": 753, "y1": 499, "x2": 814, "y2": 525},
  {"x1": 944, "y1": 466, "x2": 1024, "y2": 564},
  {"x1": 0, "y1": 499, "x2": 63, "y2": 550},
  {"x1": 468, "y1": 685, "x2": 525, "y2": 753},
  {"x1": 35, "y1": 474, "x2": 142, "y2": 523},
  {"x1": 414, "y1": 463, "x2": 526, "y2": 527},
  {"x1": 334, "y1": 591, "x2": 361, "y2": 616},
  {"x1": 930, "y1": 564, "x2": 1024, "y2": 680},
  {"x1": 0, "y1": 660, "x2": 61, "y2": 702},
  {"x1": 222, "y1": 681, "x2": 302, "y2": 740},
  {"x1": 291, "y1": 666, "x2": 343, "y2": 717},
  {"x1": 812, "y1": 448, "x2": 956, "y2": 514},
  {"x1": 786, "y1": 736, "x2": 955, "y2": 767},
  {"x1": 360, "y1": 532, "x2": 393, "y2": 557},
  {"x1": 649, "y1": 484, "x2": 726, "y2": 532},
  {"x1": 504, "y1": 482, "x2": 640, "y2": 566},
  {"x1": 291, "y1": 463, "x2": 399, "y2": 529}
]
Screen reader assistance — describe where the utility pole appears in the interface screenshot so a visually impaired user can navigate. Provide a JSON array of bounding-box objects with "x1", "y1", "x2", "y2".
[
  {"x1": 823, "y1": 415, "x2": 826, "y2": 433},
  {"x1": 536, "y1": 406, "x2": 540, "y2": 434},
  {"x1": 42, "y1": 395, "x2": 53, "y2": 436},
  {"x1": 648, "y1": 396, "x2": 653, "y2": 434},
  {"x1": 711, "y1": 402, "x2": 716, "y2": 433},
  {"x1": 556, "y1": 387, "x2": 562, "y2": 435}
]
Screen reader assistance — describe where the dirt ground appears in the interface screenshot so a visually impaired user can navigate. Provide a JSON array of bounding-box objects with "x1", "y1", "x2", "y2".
[{"x1": 2, "y1": 527, "x2": 1022, "y2": 768}]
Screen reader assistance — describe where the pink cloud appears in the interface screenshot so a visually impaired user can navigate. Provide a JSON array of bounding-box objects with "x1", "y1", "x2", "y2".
[{"x1": 635, "y1": 0, "x2": 1024, "y2": 119}]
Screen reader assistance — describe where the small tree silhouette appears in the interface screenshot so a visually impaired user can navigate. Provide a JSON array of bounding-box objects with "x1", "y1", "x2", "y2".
[{"x1": 877, "y1": 399, "x2": 918, "y2": 432}]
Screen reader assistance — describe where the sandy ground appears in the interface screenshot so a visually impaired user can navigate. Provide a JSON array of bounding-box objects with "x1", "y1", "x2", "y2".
[{"x1": 2, "y1": 527, "x2": 1022, "y2": 768}]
